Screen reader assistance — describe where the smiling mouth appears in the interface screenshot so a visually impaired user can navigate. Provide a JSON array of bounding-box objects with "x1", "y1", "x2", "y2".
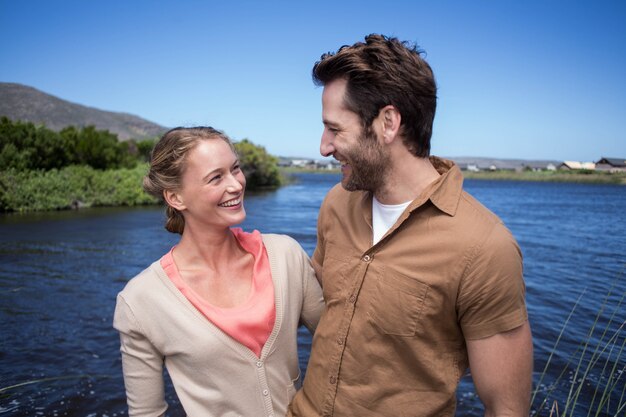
[
  {"x1": 334, "y1": 154, "x2": 349, "y2": 168},
  {"x1": 336, "y1": 158, "x2": 350, "y2": 171},
  {"x1": 218, "y1": 197, "x2": 242, "y2": 208}
]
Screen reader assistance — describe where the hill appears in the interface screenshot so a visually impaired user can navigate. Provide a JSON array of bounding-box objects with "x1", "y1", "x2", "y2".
[{"x1": 0, "y1": 82, "x2": 167, "y2": 140}]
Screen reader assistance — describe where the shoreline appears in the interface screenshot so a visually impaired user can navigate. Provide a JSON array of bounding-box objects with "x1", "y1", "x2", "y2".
[
  {"x1": 281, "y1": 167, "x2": 626, "y2": 185},
  {"x1": 2, "y1": 167, "x2": 623, "y2": 214},
  {"x1": 462, "y1": 170, "x2": 626, "y2": 185}
]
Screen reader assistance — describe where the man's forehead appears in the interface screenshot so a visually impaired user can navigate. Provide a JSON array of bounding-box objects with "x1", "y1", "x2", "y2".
[
  {"x1": 322, "y1": 80, "x2": 353, "y2": 116},
  {"x1": 322, "y1": 78, "x2": 348, "y2": 100}
]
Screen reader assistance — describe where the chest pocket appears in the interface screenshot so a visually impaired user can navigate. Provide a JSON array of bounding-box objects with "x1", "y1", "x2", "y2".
[
  {"x1": 367, "y1": 269, "x2": 429, "y2": 336},
  {"x1": 320, "y1": 243, "x2": 353, "y2": 302}
]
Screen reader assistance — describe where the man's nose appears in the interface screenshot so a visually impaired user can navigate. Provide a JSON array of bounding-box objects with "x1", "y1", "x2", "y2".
[{"x1": 320, "y1": 130, "x2": 334, "y2": 157}]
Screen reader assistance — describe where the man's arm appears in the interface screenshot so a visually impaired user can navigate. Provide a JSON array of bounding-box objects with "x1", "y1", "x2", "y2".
[{"x1": 466, "y1": 321, "x2": 533, "y2": 417}]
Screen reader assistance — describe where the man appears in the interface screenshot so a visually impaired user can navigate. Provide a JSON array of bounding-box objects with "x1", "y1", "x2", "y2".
[{"x1": 288, "y1": 34, "x2": 533, "y2": 417}]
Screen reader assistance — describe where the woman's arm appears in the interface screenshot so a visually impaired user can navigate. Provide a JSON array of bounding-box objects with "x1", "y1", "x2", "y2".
[
  {"x1": 114, "y1": 295, "x2": 168, "y2": 417},
  {"x1": 297, "y1": 248, "x2": 325, "y2": 333}
]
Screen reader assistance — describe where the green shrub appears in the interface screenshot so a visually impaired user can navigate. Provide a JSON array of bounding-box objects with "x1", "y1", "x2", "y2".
[
  {"x1": 0, "y1": 164, "x2": 157, "y2": 212},
  {"x1": 234, "y1": 139, "x2": 281, "y2": 189},
  {"x1": 0, "y1": 117, "x2": 284, "y2": 211}
]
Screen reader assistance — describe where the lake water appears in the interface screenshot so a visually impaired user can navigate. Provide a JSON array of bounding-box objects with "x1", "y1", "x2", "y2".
[{"x1": 0, "y1": 173, "x2": 624, "y2": 416}]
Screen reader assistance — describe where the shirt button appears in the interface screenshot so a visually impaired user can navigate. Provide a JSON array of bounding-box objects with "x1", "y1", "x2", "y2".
[
  {"x1": 256, "y1": 361, "x2": 263, "y2": 368},
  {"x1": 263, "y1": 389, "x2": 269, "y2": 396},
  {"x1": 362, "y1": 254, "x2": 371, "y2": 262},
  {"x1": 329, "y1": 376, "x2": 337, "y2": 384},
  {"x1": 337, "y1": 338, "x2": 343, "y2": 345},
  {"x1": 349, "y1": 294, "x2": 356, "y2": 303}
]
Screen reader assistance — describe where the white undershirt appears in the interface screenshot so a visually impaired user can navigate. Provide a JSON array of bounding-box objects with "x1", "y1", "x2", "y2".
[{"x1": 372, "y1": 197, "x2": 412, "y2": 245}]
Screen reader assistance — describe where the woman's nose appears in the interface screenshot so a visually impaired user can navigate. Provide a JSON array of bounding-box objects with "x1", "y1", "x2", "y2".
[{"x1": 226, "y1": 173, "x2": 243, "y2": 192}]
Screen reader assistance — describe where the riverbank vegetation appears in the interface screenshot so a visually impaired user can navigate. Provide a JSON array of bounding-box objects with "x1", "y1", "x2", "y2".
[
  {"x1": 284, "y1": 166, "x2": 626, "y2": 185},
  {"x1": 0, "y1": 164, "x2": 156, "y2": 212},
  {"x1": 0, "y1": 118, "x2": 282, "y2": 212},
  {"x1": 463, "y1": 169, "x2": 626, "y2": 185}
]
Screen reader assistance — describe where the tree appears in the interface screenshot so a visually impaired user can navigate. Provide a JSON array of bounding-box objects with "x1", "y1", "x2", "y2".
[
  {"x1": 234, "y1": 139, "x2": 281, "y2": 189},
  {"x1": 136, "y1": 137, "x2": 158, "y2": 162}
]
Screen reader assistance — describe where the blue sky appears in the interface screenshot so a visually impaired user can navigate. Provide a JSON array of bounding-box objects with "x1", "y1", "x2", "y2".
[{"x1": 1, "y1": 0, "x2": 624, "y2": 161}]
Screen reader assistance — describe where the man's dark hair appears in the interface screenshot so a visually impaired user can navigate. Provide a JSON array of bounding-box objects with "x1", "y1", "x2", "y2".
[{"x1": 313, "y1": 34, "x2": 437, "y2": 157}]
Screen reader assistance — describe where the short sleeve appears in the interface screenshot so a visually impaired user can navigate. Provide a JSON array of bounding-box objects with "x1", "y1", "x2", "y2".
[{"x1": 457, "y1": 223, "x2": 528, "y2": 340}]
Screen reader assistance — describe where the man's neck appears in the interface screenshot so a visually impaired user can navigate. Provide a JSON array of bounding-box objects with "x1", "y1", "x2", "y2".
[{"x1": 374, "y1": 153, "x2": 440, "y2": 205}]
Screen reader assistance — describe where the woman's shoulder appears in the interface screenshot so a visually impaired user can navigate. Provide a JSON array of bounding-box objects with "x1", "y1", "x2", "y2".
[
  {"x1": 118, "y1": 260, "x2": 165, "y2": 300},
  {"x1": 260, "y1": 232, "x2": 301, "y2": 252},
  {"x1": 261, "y1": 233, "x2": 311, "y2": 277}
]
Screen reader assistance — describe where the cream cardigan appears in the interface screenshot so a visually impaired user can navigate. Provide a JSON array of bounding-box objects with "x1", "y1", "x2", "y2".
[{"x1": 113, "y1": 233, "x2": 324, "y2": 417}]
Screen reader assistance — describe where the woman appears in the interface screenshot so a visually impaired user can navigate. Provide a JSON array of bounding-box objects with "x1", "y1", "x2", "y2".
[{"x1": 113, "y1": 127, "x2": 324, "y2": 417}]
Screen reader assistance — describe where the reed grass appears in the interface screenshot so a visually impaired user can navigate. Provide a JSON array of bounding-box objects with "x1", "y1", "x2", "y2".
[{"x1": 531, "y1": 268, "x2": 626, "y2": 417}]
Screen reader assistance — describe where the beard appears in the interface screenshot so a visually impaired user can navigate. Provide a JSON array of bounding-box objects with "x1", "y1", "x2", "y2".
[{"x1": 341, "y1": 128, "x2": 390, "y2": 193}]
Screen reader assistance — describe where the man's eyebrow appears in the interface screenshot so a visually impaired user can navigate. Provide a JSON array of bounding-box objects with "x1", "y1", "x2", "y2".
[{"x1": 323, "y1": 119, "x2": 340, "y2": 128}]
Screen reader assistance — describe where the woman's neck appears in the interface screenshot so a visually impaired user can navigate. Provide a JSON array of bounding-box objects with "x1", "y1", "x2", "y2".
[
  {"x1": 172, "y1": 225, "x2": 255, "y2": 308},
  {"x1": 174, "y1": 226, "x2": 245, "y2": 272}
]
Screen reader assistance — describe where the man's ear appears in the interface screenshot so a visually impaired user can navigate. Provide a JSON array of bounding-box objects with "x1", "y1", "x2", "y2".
[
  {"x1": 378, "y1": 105, "x2": 402, "y2": 144},
  {"x1": 163, "y1": 189, "x2": 186, "y2": 211}
]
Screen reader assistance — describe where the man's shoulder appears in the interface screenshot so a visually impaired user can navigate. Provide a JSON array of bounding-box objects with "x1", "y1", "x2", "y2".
[
  {"x1": 439, "y1": 188, "x2": 521, "y2": 255},
  {"x1": 455, "y1": 189, "x2": 522, "y2": 256},
  {"x1": 456, "y1": 189, "x2": 503, "y2": 227}
]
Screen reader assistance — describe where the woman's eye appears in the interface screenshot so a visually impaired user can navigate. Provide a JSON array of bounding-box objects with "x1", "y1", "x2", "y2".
[
  {"x1": 209, "y1": 175, "x2": 221, "y2": 183},
  {"x1": 232, "y1": 164, "x2": 241, "y2": 172}
]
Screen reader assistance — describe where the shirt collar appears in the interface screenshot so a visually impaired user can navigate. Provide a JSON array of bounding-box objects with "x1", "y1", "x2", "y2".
[
  {"x1": 359, "y1": 156, "x2": 463, "y2": 227},
  {"x1": 424, "y1": 156, "x2": 463, "y2": 216}
]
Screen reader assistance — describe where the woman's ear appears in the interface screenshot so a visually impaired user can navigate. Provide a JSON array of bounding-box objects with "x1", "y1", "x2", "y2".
[
  {"x1": 163, "y1": 189, "x2": 186, "y2": 211},
  {"x1": 378, "y1": 105, "x2": 402, "y2": 144}
]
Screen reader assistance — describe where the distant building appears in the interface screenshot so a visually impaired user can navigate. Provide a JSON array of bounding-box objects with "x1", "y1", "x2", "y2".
[
  {"x1": 595, "y1": 157, "x2": 626, "y2": 173},
  {"x1": 558, "y1": 161, "x2": 596, "y2": 170},
  {"x1": 315, "y1": 159, "x2": 340, "y2": 170},
  {"x1": 522, "y1": 162, "x2": 557, "y2": 171},
  {"x1": 277, "y1": 157, "x2": 340, "y2": 170},
  {"x1": 291, "y1": 159, "x2": 313, "y2": 168},
  {"x1": 277, "y1": 157, "x2": 293, "y2": 167},
  {"x1": 456, "y1": 161, "x2": 516, "y2": 171}
]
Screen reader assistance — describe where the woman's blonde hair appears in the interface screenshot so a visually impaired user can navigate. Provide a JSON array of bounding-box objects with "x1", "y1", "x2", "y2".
[{"x1": 143, "y1": 126, "x2": 236, "y2": 234}]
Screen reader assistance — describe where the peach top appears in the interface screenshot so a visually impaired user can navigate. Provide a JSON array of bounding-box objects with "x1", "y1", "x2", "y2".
[{"x1": 160, "y1": 228, "x2": 276, "y2": 358}]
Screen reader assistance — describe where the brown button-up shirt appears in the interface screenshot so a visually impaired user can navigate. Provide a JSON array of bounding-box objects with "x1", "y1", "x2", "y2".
[{"x1": 289, "y1": 157, "x2": 527, "y2": 417}]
